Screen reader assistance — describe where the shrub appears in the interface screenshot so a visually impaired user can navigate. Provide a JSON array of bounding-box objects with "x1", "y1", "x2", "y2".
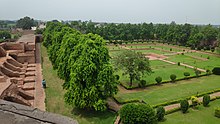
[
  {"x1": 177, "y1": 62, "x2": 180, "y2": 66},
  {"x1": 203, "y1": 95, "x2": 210, "y2": 107},
  {"x1": 180, "y1": 100, "x2": 189, "y2": 113},
  {"x1": 170, "y1": 48, "x2": 172, "y2": 51},
  {"x1": 207, "y1": 56, "x2": 210, "y2": 59},
  {"x1": 156, "y1": 106, "x2": 165, "y2": 121},
  {"x1": 215, "y1": 107, "x2": 220, "y2": 118},
  {"x1": 120, "y1": 103, "x2": 157, "y2": 124},
  {"x1": 155, "y1": 76, "x2": 162, "y2": 85},
  {"x1": 138, "y1": 80, "x2": 147, "y2": 88},
  {"x1": 206, "y1": 69, "x2": 212, "y2": 75},
  {"x1": 170, "y1": 74, "x2": 177, "y2": 82},
  {"x1": 212, "y1": 67, "x2": 220, "y2": 75},
  {"x1": 184, "y1": 72, "x2": 190, "y2": 78},
  {"x1": 191, "y1": 96, "x2": 199, "y2": 108},
  {"x1": 194, "y1": 68, "x2": 201, "y2": 77}
]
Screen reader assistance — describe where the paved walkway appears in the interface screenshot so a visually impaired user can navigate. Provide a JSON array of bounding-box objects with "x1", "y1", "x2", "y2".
[{"x1": 34, "y1": 42, "x2": 45, "y2": 111}]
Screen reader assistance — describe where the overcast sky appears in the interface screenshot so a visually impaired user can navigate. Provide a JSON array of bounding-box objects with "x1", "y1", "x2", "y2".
[{"x1": 1, "y1": 0, "x2": 220, "y2": 24}]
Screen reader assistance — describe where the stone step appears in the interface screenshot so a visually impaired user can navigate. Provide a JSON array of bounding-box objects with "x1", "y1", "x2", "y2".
[
  {"x1": 22, "y1": 82, "x2": 35, "y2": 90},
  {"x1": 25, "y1": 72, "x2": 35, "y2": 76},
  {"x1": 24, "y1": 76, "x2": 35, "y2": 83}
]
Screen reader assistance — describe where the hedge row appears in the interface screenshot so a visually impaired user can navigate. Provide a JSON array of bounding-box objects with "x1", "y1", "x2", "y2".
[
  {"x1": 120, "y1": 73, "x2": 209, "y2": 90},
  {"x1": 114, "y1": 88, "x2": 220, "y2": 107}
]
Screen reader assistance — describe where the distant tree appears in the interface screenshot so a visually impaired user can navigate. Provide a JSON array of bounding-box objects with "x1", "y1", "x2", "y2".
[
  {"x1": 120, "y1": 103, "x2": 157, "y2": 124},
  {"x1": 203, "y1": 95, "x2": 210, "y2": 107},
  {"x1": 170, "y1": 74, "x2": 177, "y2": 82},
  {"x1": 180, "y1": 100, "x2": 189, "y2": 113},
  {"x1": 16, "y1": 16, "x2": 36, "y2": 29},
  {"x1": 0, "y1": 31, "x2": 11, "y2": 40},
  {"x1": 155, "y1": 76, "x2": 162, "y2": 85},
  {"x1": 156, "y1": 106, "x2": 165, "y2": 121},
  {"x1": 114, "y1": 50, "x2": 152, "y2": 86}
]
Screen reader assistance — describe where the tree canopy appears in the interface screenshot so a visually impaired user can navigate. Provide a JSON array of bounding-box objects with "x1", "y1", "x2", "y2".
[
  {"x1": 16, "y1": 16, "x2": 36, "y2": 29},
  {"x1": 114, "y1": 50, "x2": 151, "y2": 86},
  {"x1": 43, "y1": 22, "x2": 118, "y2": 111}
]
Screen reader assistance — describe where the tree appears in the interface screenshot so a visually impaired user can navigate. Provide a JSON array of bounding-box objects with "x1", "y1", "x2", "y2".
[
  {"x1": 170, "y1": 74, "x2": 177, "y2": 82},
  {"x1": 16, "y1": 16, "x2": 36, "y2": 29},
  {"x1": 0, "y1": 31, "x2": 11, "y2": 40},
  {"x1": 120, "y1": 103, "x2": 157, "y2": 124},
  {"x1": 180, "y1": 100, "x2": 189, "y2": 113},
  {"x1": 203, "y1": 95, "x2": 210, "y2": 107},
  {"x1": 64, "y1": 33, "x2": 118, "y2": 111},
  {"x1": 114, "y1": 50, "x2": 151, "y2": 86},
  {"x1": 156, "y1": 106, "x2": 165, "y2": 121},
  {"x1": 155, "y1": 76, "x2": 162, "y2": 85}
]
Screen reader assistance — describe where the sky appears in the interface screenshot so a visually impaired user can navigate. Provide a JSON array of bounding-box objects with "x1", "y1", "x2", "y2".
[{"x1": 0, "y1": 0, "x2": 220, "y2": 25}]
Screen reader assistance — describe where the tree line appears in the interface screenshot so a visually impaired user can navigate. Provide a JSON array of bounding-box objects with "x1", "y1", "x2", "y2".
[
  {"x1": 70, "y1": 21, "x2": 220, "y2": 50},
  {"x1": 43, "y1": 22, "x2": 118, "y2": 111}
]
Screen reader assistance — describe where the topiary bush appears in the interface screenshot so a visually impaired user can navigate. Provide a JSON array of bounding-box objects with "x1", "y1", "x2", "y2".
[
  {"x1": 138, "y1": 80, "x2": 147, "y2": 88},
  {"x1": 184, "y1": 72, "x2": 190, "y2": 78},
  {"x1": 215, "y1": 107, "x2": 220, "y2": 118},
  {"x1": 156, "y1": 106, "x2": 165, "y2": 121},
  {"x1": 177, "y1": 62, "x2": 180, "y2": 66},
  {"x1": 170, "y1": 74, "x2": 177, "y2": 82},
  {"x1": 120, "y1": 103, "x2": 157, "y2": 124},
  {"x1": 203, "y1": 95, "x2": 210, "y2": 107},
  {"x1": 155, "y1": 76, "x2": 162, "y2": 85},
  {"x1": 180, "y1": 100, "x2": 189, "y2": 113},
  {"x1": 191, "y1": 96, "x2": 199, "y2": 108},
  {"x1": 212, "y1": 67, "x2": 220, "y2": 75}
]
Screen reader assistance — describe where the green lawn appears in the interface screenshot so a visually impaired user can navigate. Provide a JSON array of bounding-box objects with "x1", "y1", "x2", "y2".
[
  {"x1": 161, "y1": 99, "x2": 220, "y2": 124},
  {"x1": 115, "y1": 75, "x2": 220, "y2": 105},
  {"x1": 118, "y1": 62, "x2": 197, "y2": 87},
  {"x1": 42, "y1": 45, "x2": 115, "y2": 124}
]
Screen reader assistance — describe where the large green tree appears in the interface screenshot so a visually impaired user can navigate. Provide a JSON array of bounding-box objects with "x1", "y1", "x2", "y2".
[
  {"x1": 64, "y1": 33, "x2": 118, "y2": 111},
  {"x1": 114, "y1": 50, "x2": 151, "y2": 86},
  {"x1": 16, "y1": 16, "x2": 36, "y2": 29}
]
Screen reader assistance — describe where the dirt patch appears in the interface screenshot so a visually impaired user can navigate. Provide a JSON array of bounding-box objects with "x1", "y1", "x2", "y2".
[{"x1": 145, "y1": 53, "x2": 168, "y2": 60}]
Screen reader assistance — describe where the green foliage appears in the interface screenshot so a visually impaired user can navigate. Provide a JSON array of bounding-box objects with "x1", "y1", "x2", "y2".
[
  {"x1": 203, "y1": 95, "x2": 210, "y2": 107},
  {"x1": 180, "y1": 100, "x2": 189, "y2": 113},
  {"x1": 170, "y1": 74, "x2": 177, "y2": 82},
  {"x1": 43, "y1": 22, "x2": 118, "y2": 111},
  {"x1": 119, "y1": 103, "x2": 157, "y2": 124},
  {"x1": 215, "y1": 107, "x2": 220, "y2": 118},
  {"x1": 191, "y1": 96, "x2": 199, "y2": 108},
  {"x1": 212, "y1": 67, "x2": 220, "y2": 75},
  {"x1": 138, "y1": 80, "x2": 147, "y2": 88},
  {"x1": 16, "y1": 16, "x2": 36, "y2": 29},
  {"x1": 184, "y1": 72, "x2": 190, "y2": 78},
  {"x1": 155, "y1": 76, "x2": 162, "y2": 84},
  {"x1": 0, "y1": 31, "x2": 11, "y2": 40},
  {"x1": 114, "y1": 50, "x2": 151, "y2": 86},
  {"x1": 156, "y1": 106, "x2": 165, "y2": 121}
]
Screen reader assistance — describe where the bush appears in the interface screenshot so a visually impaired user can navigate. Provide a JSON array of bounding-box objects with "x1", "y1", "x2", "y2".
[
  {"x1": 0, "y1": 31, "x2": 11, "y2": 40},
  {"x1": 184, "y1": 72, "x2": 190, "y2": 78},
  {"x1": 212, "y1": 67, "x2": 220, "y2": 75},
  {"x1": 207, "y1": 56, "x2": 210, "y2": 59},
  {"x1": 155, "y1": 76, "x2": 162, "y2": 85},
  {"x1": 206, "y1": 69, "x2": 212, "y2": 75},
  {"x1": 215, "y1": 107, "x2": 220, "y2": 118},
  {"x1": 177, "y1": 62, "x2": 180, "y2": 66},
  {"x1": 203, "y1": 95, "x2": 210, "y2": 107},
  {"x1": 120, "y1": 103, "x2": 157, "y2": 124},
  {"x1": 156, "y1": 106, "x2": 165, "y2": 121},
  {"x1": 138, "y1": 80, "x2": 147, "y2": 88},
  {"x1": 191, "y1": 96, "x2": 199, "y2": 108},
  {"x1": 180, "y1": 100, "x2": 189, "y2": 113},
  {"x1": 170, "y1": 74, "x2": 177, "y2": 82}
]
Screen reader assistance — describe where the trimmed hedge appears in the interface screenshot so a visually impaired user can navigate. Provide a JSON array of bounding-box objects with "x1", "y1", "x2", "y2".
[
  {"x1": 120, "y1": 103, "x2": 157, "y2": 124},
  {"x1": 215, "y1": 107, "x2": 220, "y2": 118},
  {"x1": 120, "y1": 73, "x2": 209, "y2": 90},
  {"x1": 212, "y1": 67, "x2": 220, "y2": 75},
  {"x1": 180, "y1": 100, "x2": 189, "y2": 113}
]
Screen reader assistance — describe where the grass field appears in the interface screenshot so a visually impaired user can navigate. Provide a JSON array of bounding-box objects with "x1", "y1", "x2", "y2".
[
  {"x1": 42, "y1": 45, "x2": 116, "y2": 124},
  {"x1": 118, "y1": 62, "x2": 197, "y2": 87},
  {"x1": 161, "y1": 99, "x2": 220, "y2": 124},
  {"x1": 115, "y1": 75, "x2": 220, "y2": 105}
]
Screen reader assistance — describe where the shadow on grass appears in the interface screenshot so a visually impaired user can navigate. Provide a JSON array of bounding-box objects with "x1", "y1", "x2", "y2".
[{"x1": 71, "y1": 108, "x2": 115, "y2": 119}]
